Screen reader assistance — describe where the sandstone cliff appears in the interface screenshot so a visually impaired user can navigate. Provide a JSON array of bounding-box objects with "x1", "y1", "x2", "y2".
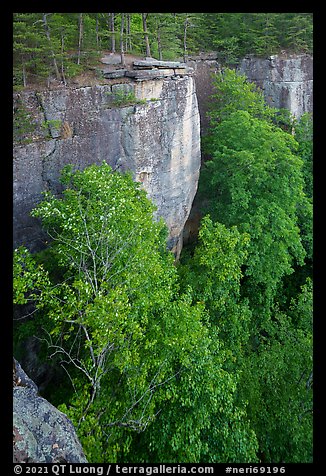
[
  {"x1": 239, "y1": 53, "x2": 313, "y2": 119},
  {"x1": 13, "y1": 54, "x2": 313, "y2": 257},
  {"x1": 13, "y1": 72, "x2": 201, "y2": 258},
  {"x1": 186, "y1": 53, "x2": 313, "y2": 136}
]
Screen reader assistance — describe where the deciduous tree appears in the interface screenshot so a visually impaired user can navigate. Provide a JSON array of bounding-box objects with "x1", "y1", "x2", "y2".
[
  {"x1": 200, "y1": 70, "x2": 309, "y2": 327},
  {"x1": 14, "y1": 163, "x2": 258, "y2": 462}
]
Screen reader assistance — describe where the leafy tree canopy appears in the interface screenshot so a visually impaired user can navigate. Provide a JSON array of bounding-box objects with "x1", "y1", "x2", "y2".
[
  {"x1": 13, "y1": 163, "x2": 257, "y2": 462},
  {"x1": 237, "y1": 279, "x2": 313, "y2": 463},
  {"x1": 13, "y1": 15, "x2": 313, "y2": 462},
  {"x1": 188, "y1": 67, "x2": 313, "y2": 463},
  {"x1": 200, "y1": 70, "x2": 311, "y2": 326}
]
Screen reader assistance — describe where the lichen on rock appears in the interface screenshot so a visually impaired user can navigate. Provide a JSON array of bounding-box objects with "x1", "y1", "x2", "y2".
[{"x1": 13, "y1": 359, "x2": 87, "y2": 463}]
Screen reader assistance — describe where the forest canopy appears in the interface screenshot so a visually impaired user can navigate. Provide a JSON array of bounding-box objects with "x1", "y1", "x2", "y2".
[{"x1": 13, "y1": 12, "x2": 313, "y2": 87}]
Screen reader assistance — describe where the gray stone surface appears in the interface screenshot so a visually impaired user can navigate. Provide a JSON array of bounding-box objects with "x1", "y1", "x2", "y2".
[
  {"x1": 125, "y1": 69, "x2": 177, "y2": 80},
  {"x1": 239, "y1": 54, "x2": 313, "y2": 118},
  {"x1": 13, "y1": 359, "x2": 87, "y2": 463},
  {"x1": 13, "y1": 76, "x2": 201, "y2": 258},
  {"x1": 13, "y1": 358, "x2": 38, "y2": 392},
  {"x1": 133, "y1": 59, "x2": 187, "y2": 69},
  {"x1": 100, "y1": 54, "x2": 121, "y2": 65},
  {"x1": 102, "y1": 69, "x2": 128, "y2": 79}
]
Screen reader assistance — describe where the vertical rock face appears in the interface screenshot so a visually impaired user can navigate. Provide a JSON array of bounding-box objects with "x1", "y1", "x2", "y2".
[
  {"x1": 129, "y1": 77, "x2": 201, "y2": 256},
  {"x1": 186, "y1": 53, "x2": 220, "y2": 133},
  {"x1": 13, "y1": 76, "x2": 201, "y2": 258},
  {"x1": 239, "y1": 54, "x2": 313, "y2": 118}
]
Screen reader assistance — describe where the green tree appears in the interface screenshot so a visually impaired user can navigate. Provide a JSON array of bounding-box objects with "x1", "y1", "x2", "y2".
[
  {"x1": 194, "y1": 13, "x2": 312, "y2": 62},
  {"x1": 147, "y1": 14, "x2": 182, "y2": 60},
  {"x1": 207, "y1": 13, "x2": 247, "y2": 64},
  {"x1": 179, "y1": 216, "x2": 252, "y2": 366},
  {"x1": 248, "y1": 14, "x2": 280, "y2": 56},
  {"x1": 295, "y1": 113, "x2": 313, "y2": 200},
  {"x1": 129, "y1": 322, "x2": 259, "y2": 463},
  {"x1": 13, "y1": 13, "x2": 313, "y2": 88},
  {"x1": 192, "y1": 68, "x2": 313, "y2": 462},
  {"x1": 294, "y1": 113, "x2": 313, "y2": 262},
  {"x1": 132, "y1": 216, "x2": 259, "y2": 463},
  {"x1": 13, "y1": 13, "x2": 53, "y2": 86},
  {"x1": 237, "y1": 280, "x2": 313, "y2": 462},
  {"x1": 280, "y1": 13, "x2": 313, "y2": 53},
  {"x1": 14, "y1": 162, "x2": 173, "y2": 459},
  {"x1": 13, "y1": 13, "x2": 101, "y2": 87},
  {"x1": 13, "y1": 163, "x2": 258, "y2": 463},
  {"x1": 200, "y1": 70, "x2": 309, "y2": 327},
  {"x1": 204, "y1": 68, "x2": 274, "y2": 127}
]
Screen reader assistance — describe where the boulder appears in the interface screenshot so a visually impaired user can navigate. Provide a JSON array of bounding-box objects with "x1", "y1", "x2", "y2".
[
  {"x1": 13, "y1": 359, "x2": 87, "y2": 463},
  {"x1": 133, "y1": 59, "x2": 187, "y2": 69},
  {"x1": 125, "y1": 69, "x2": 176, "y2": 80},
  {"x1": 102, "y1": 69, "x2": 128, "y2": 79}
]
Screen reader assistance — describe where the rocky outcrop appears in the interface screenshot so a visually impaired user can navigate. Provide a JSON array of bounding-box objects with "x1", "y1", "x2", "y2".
[
  {"x1": 185, "y1": 52, "x2": 313, "y2": 135},
  {"x1": 239, "y1": 54, "x2": 313, "y2": 118},
  {"x1": 101, "y1": 56, "x2": 192, "y2": 80},
  {"x1": 13, "y1": 73, "x2": 201, "y2": 258},
  {"x1": 103, "y1": 58, "x2": 192, "y2": 80},
  {"x1": 13, "y1": 359, "x2": 87, "y2": 463}
]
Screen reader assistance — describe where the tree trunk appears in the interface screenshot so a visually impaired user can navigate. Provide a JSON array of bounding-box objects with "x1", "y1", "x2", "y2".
[
  {"x1": 183, "y1": 15, "x2": 189, "y2": 63},
  {"x1": 77, "y1": 13, "x2": 83, "y2": 65},
  {"x1": 157, "y1": 26, "x2": 162, "y2": 60},
  {"x1": 61, "y1": 33, "x2": 67, "y2": 86},
  {"x1": 120, "y1": 13, "x2": 125, "y2": 67},
  {"x1": 142, "y1": 13, "x2": 151, "y2": 58},
  {"x1": 109, "y1": 13, "x2": 116, "y2": 53},
  {"x1": 42, "y1": 13, "x2": 61, "y2": 81},
  {"x1": 126, "y1": 13, "x2": 131, "y2": 52},
  {"x1": 22, "y1": 62, "x2": 27, "y2": 87},
  {"x1": 96, "y1": 13, "x2": 99, "y2": 48}
]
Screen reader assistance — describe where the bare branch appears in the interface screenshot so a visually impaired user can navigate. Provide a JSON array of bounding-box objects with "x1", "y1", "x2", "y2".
[
  {"x1": 36, "y1": 331, "x2": 94, "y2": 386},
  {"x1": 79, "y1": 323, "x2": 96, "y2": 368},
  {"x1": 13, "y1": 306, "x2": 38, "y2": 321},
  {"x1": 306, "y1": 371, "x2": 313, "y2": 389}
]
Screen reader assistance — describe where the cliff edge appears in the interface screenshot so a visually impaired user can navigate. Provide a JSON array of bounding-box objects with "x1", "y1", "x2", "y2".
[{"x1": 13, "y1": 63, "x2": 201, "y2": 259}]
